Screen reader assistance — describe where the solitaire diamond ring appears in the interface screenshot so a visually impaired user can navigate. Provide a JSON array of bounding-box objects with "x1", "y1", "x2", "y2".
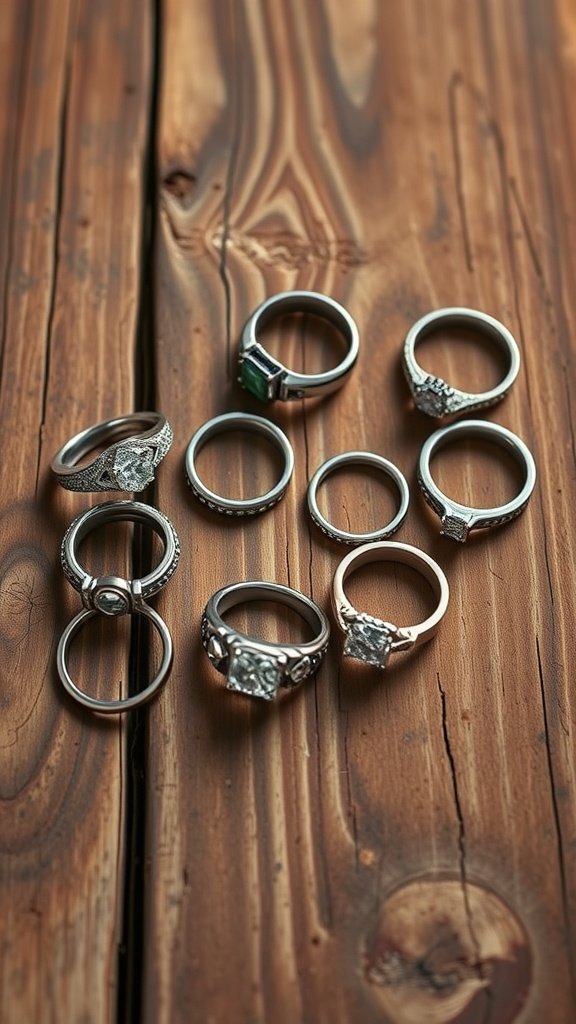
[
  {"x1": 403, "y1": 308, "x2": 520, "y2": 417},
  {"x1": 201, "y1": 581, "x2": 330, "y2": 700},
  {"x1": 51, "y1": 412, "x2": 173, "y2": 491},
  {"x1": 238, "y1": 291, "x2": 359, "y2": 402},
  {"x1": 332, "y1": 541, "x2": 449, "y2": 669},
  {"x1": 417, "y1": 419, "x2": 537, "y2": 542},
  {"x1": 307, "y1": 451, "x2": 410, "y2": 544}
]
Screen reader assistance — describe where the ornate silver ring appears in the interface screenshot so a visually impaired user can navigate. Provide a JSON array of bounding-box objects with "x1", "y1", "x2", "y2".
[
  {"x1": 238, "y1": 290, "x2": 359, "y2": 402},
  {"x1": 185, "y1": 412, "x2": 294, "y2": 516},
  {"x1": 403, "y1": 307, "x2": 520, "y2": 417},
  {"x1": 51, "y1": 411, "x2": 173, "y2": 491},
  {"x1": 417, "y1": 419, "x2": 537, "y2": 542},
  {"x1": 332, "y1": 541, "x2": 449, "y2": 669},
  {"x1": 201, "y1": 581, "x2": 330, "y2": 700},
  {"x1": 307, "y1": 451, "x2": 410, "y2": 544}
]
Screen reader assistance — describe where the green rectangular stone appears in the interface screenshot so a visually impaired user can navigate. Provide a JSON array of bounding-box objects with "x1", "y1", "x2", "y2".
[{"x1": 241, "y1": 356, "x2": 270, "y2": 401}]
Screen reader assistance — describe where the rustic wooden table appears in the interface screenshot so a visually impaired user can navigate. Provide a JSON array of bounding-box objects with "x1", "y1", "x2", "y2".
[{"x1": 1, "y1": 2, "x2": 575, "y2": 1022}]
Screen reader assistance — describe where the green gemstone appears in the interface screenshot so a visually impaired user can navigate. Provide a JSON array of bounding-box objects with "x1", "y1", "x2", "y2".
[{"x1": 241, "y1": 357, "x2": 270, "y2": 402}]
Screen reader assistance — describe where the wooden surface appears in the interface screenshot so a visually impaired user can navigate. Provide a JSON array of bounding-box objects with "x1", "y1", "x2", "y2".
[{"x1": 1, "y1": 1, "x2": 575, "y2": 1022}]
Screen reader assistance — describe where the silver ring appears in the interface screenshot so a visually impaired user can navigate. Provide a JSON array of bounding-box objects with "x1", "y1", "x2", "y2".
[
  {"x1": 332, "y1": 541, "x2": 449, "y2": 669},
  {"x1": 418, "y1": 419, "x2": 537, "y2": 542},
  {"x1": 57, "y1": 603, "x2": 173, "y2": 713},
  {"x1": 201, "y1": 581, "x2": 330, "y2": 700},
  {"x1": 51, "y1": 412, "x2": 173, "y2": 491},
  {"x1": 60, "y1": 500, "x2": 180, "y2": 607},
  {"x1": 403, "y1": 308, "x2": 520, "y2": 417},
  {"x1": 238, "y1": 290, "x2": 359, "y2": 402},
  {"x1": 185, "y1": 412, "x2": 294, "y2": 516},
  {"x1": 307, "y1": 451, "x2": 410, "y2": 544}
]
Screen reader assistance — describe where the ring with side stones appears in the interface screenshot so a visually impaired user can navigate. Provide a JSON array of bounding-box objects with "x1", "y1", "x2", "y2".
[
  {"x1": 307, "y1": 451, "x2": 410, "y2": 544},
  {"x1": 51, "y1": 412, "x2": 173, "y2": 492},
  {"x1": 238, "y1": 290, "x2": 359, "y2": 402},
  {"x1": 403, "y1": 307, "x2": 520, "y2": 417},
  {"x1": 184, "y1": 412, "x2": 294, "y2": 516},
  {"x1": 201, "y1": 581, "x2": 330, "y2": 700},
  {"x1": 417, "y1": 419, "x2": 537, "y2": 542},
  {"x1": 332, "y1": 541, "x2": 449, "y2": 669}
]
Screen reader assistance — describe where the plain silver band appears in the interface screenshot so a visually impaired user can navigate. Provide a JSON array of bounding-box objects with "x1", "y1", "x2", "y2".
[
  {"x1": 418, "y1": 419, "x2": 537, "y2": 541},
  {"x1": 57, "y1": 604, "x2": 173, "y2": 713},
  {"x1": 61, "y1": 500, "x2": 180, "y2": 600},
  {"x1": 51, "y1": 412, "x2": 173, "y2": 491},
  {"x1": 403, "y1": 308, "x2": 521, "y2": 416},
  {"x1": 332, "y1": 540, "x2": 449, "y2": 644},
  {"x1": 185, "y1": 412, "x2": 294, "y2": 515},
  {"x1": 307, "y1": 451, "x2": 410, "y2": 544},
  {"x1": 239, "y1": 290, "x2": 359, "y2": 401}
]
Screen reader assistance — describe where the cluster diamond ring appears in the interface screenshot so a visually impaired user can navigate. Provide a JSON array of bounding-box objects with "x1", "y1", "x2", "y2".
[
  {"x1": 185, "y1": 412, "x2": 294, "y2": 516},
  {"x1": 332, "y1": 541, "x2": 449, "y2": 669},
  {"x1": 238, "y1": 290, "x2": 359, "y2": 402},
  {"x1": 418, "y1": 419, "x2": 537, "y2": 542},
  {"x1": 201, "y1": 581, "x2": 330, "y2": 700},
  {"x1": 403, "y1": 308, "x2": 520, "y2": 417},
  {"x1": 307, "y1": 451, "x2": 410, "y2": 543},
  {"x1": 51, "y1": 412, "x2": 173, "y2": 491}
]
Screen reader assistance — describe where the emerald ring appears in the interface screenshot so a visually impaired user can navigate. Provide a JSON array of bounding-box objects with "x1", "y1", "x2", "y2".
[{"x1": 238, "y1": 290, "x2": 359, "y2": 402}]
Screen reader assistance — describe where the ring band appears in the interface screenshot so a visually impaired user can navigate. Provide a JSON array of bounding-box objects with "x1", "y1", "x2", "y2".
[
  {"x1": 332, "y1": 541, "x2": 449, "y2": 668},
  {"x1": 60, "y1": 499, "x2": 180, "y2": 606},
  {"x1": 185, "y1": 412, "x2": 294, "y2": 516},
  {"x1": 403, "y1": 308, "x2": 520, "y2": 417},
  {"x1": 417, "y1": 419, "x2": 537, "y2": 542},
  {"x1": 307, "y1": 451, "x2": 410, "y2": 544},
  {"x1": 56, "y1": 603, "x2": 173, "y2": 713},
  {"x1": 238, "y1": 290, "x2": 359, "y2": 402},
  {"x1": 51, "y1": 412, "x2": 173, "y2": 491},
  {"x1": 201, "y1": 580, "x2": 330, "y2": 700}
]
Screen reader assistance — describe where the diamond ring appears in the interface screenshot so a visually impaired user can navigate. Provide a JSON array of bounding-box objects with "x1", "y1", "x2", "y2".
[
  {"x1": 238, "y1": 290, "x2": 359, "y2": 402},
  {"x1": 332, "y1": 541, "x2": 449, "y2": 669},
  {"x1": 51, "y1": 412, "x2": 173, "y2": 491},
  {"x1": 403, "y1": 308, "x2": 520, "y2": 417},
  {"x1": 185, "y1": 412, "x2": 294, "y2": 516},
  {"x1": 307, "y1": 451, "x2": 410, "y2": 544},
  {"x1": 417, "y1": 419, "x2": 537, "y2": 542},
  {"x1": 201, "y1": 581, "x2": 330, "y2": 700}
]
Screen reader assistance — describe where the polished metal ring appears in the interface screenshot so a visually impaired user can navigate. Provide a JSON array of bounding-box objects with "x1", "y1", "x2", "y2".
[
  {"x1": 57, "y1": 603, "x2": 173, "y2": 713},
  {"x1": 201, "y1": 580, "x2": 330, "y2": 700},
  {"x1": 332, "y1": 541, "x2": 449, "y2": 669},
  {"x1": 403, "y1": 308, "x2": 520, "y2": 417},
  {"x1": 418, "y1": 419, "x2": 537, "y2": 542},
  {"x1": 60, "y1": 500, "x2": 180, "y2": 608},
  {"x1": 185, "y1": 412, "x2": 294, "y2": 516},
  {"x1": 307, "y1": 451, "x2": 410, "y2": 544},
  {"x1": 238, "y1": 290, "x2": 359, "y2": 402},
  {"x1": 51, "y1": 411, "x2": 173, "y2": 491}
]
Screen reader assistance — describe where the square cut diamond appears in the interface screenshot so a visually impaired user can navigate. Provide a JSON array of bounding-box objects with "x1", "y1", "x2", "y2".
[
  {"x1": 441, "y1": 513, "x2": 470, "y2": 542},
  {"x1": 227, "y1": 647, "x2": 283, "y2": 700},
  {"x1": 344, "y1": 618, "x2": 392, "y2": 668}
]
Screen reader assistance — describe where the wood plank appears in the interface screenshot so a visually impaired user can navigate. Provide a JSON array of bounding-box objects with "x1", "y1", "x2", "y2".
[{"x1": 0, "y1": 1, "x2": 152, "y2": 1020}]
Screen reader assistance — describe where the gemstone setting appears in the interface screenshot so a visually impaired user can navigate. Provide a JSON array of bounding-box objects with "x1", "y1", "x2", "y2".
[
  {"x1": 441, "y1": 512, "x2": 471, "y2": 542},
  {"x1": 344, "y1": 615, "x2": 393, "y2": 668},
  {"x1": 93, "y1": 589, "x2": 130, "y2": 616},
  {"x1": 113, "y1": 445, "x2": 155, "y2": 491},
  {"x1": 227, "y1": 646, "x2": 283, "y2": 699},
  {"x1": 414, "y1": 375, "x2": 455, "y2": 417},
  {"x1": 239, "y1": 347, "x2": 283, "y2": 402}
]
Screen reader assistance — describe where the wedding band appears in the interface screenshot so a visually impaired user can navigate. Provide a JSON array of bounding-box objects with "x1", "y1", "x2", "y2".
[
  {"x1": 332, "y1": 541, "x2": 449, "y2": 668},
  {"x1": 238, "y1": 290, "x2": 359, "y2": 402},
  {"x1": 185, "y1": 412, "x2": 294, "y2": 515},
  {"x1": 51, "y1": 412, "x2": 173, "y2": 491},
  {"x1": 403, "y1": 308, "x2": 520, "y2": 417},
  {"x1": 57, "y1": 603, "x2": 173, "y2": 713},
  {"x1": 418, "y1": 419, "x2": 537, "y2": 542},
  {"x1": 201, "y1": 581, "x2": 330, "y2": 700},
  {"x1": 307, "y1": 452, "x2": 409, "y2": 543},
  {"x1": 60, "y1": 500, "x2": 180, "y2": 608}
]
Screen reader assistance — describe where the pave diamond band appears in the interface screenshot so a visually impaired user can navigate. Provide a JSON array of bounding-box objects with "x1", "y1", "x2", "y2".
[
  {"x1": 307, "y1": 451, "x2": 410, "y2": 544},
  {"x1": 238, "y1": 290, "x2": 359, "y2": 402},
  {"x1": 403, "y1": 308, "x2": 521, "y2": 417},
  {"x1": 332, "y1": 541, "x2": 450, "y2": 669},
  {"x1": 417, "y1": 419, "x2": 537, "y2": 542},
  {"x1": 201, "y1": 581, "x2": 330, "y2": 700},
  {"x1": 51, "y1": 412, "x2": 173, "y2": 491}
]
